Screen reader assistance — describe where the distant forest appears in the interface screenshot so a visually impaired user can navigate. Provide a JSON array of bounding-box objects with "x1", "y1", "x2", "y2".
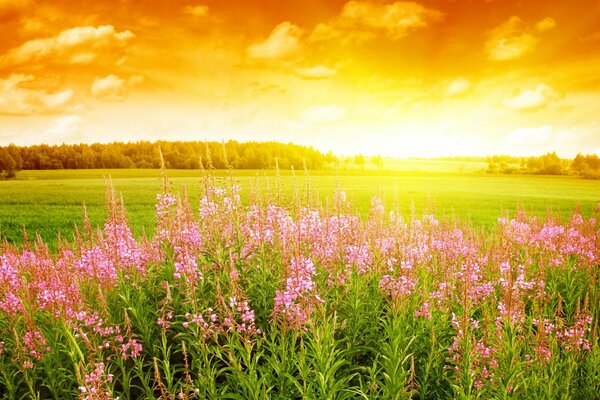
[
  {"x1": 485, "y1": 152, "x2": 600, "y2": 179},
  {"x1": 0, "y1": 141, "x2": 338, "y2": 178},
  {"x1": 0, "y1": 141, "x2": 599, "y2": 179}
]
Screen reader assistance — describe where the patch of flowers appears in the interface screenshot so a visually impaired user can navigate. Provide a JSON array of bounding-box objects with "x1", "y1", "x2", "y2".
[{"x1": 0, "y1": 173, "x2": 598, "y2": 399}]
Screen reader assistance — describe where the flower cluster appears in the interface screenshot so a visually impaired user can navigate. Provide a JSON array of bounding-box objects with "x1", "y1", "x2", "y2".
[
  {"x1": 274, "y1": 256, "x2": 323, "y2": 329},
  {"x1": 0, "y1": 177, "x2": 597, "y2": 397},
  {"x1": 78, "y1": 362, "x2": 114, "y2": 400}
]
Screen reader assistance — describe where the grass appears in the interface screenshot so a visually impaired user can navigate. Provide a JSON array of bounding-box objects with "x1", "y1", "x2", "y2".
[
  {"x1": 1, "y1": 168, "x2": 599, "y2": 251},
  {"x1": 381, "y1": 158, "x2": 488, "y2": 173}
]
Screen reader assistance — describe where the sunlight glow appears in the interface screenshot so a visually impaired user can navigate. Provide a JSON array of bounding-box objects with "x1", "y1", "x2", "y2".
[{"x1": 1, "y1": 0, "x2": 599, "y2": 157}]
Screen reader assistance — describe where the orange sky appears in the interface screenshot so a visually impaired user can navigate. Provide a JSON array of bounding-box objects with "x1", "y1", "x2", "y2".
[{"x1": 1, "y1": 0, "x2": 599, "y2": 157}]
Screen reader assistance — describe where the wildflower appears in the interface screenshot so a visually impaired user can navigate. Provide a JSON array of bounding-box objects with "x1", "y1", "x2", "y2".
[
  {"x1": 274, "y1": 256, "x2": 322, "y2": 329},
  {"x1": 415, "y1": 301, "x2": 432, "y2": 319},
  {"x1": 120, "y1": 339, "x2": 143, "y2": 359},
  {"x1": 80, "y1": 362, "x2": 114, "y2": 400}
]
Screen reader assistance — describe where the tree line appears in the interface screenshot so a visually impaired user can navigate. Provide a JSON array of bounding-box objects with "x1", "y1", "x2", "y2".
[
  {"x1": 486, "y1": 152, "x2": 600, "y2": 178},
  {"x1": 1, "y1": 141, "x2": 599, "y2": 179},
  {"x1": 0, "y1": 141, "x2": 339, "y2": 178}
]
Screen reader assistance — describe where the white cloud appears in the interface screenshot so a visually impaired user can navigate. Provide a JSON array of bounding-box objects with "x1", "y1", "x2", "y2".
[
  {"x1": 0, "y1": 74, "x2": 75, "y2": 115},
  {"x1": 91, "y1": 75, "x2": 128, "y2": 101},
  {"x1": 300, "y1": 104, "x2": 346, "y2": 124},
  {"x1": 0, "y1": 25, "x2": 135, "y2": 69},
  {"x1": 485, "y1": 16, "x2": 554, "y2": 61},
  {"x1": 281, "y1": 104, "x2": 347, "y2": 131},
  {"x1": 45, "y1": 115, "x2": 86, "y2": 143},
  {"x1": 42, "y1": 89, "x2": 74, "y2": 107},
  {"x1": 182, "y1": 5, "x2": 209, "y2": 17},
  {"x1": 445, "y1": 77, "x2": 471, "y2": 97},
  {"x1": 487, "y1": 34, "x2": 538, "y2": 61},
  {"x1": 505, "y1": 125, "x2": 600, "y2": 157},
  {"x1": 341, "y1": 0, "x2": 443, "y2": 38},
  {"x1": 311, "y1": 1, "x2": 444, "y2": 42},
  {"x1": 294, "y1": 65, "x2": 337, "y2": 79},
  {"x1": 310, "y1": 23, "x2": 338, "y2": 42},
  {"x1": 508, "y1": 125, "x2": 553, "y2": 145},
  {"x1": 247, "y1": 22, "x2": 303, "y2": 60},
  {"x1": 503, "y1": 83, "x2": 561, "y2": 111},
  {"x1": 536, "y1": 17, "x2": 556, "y2": 32}
]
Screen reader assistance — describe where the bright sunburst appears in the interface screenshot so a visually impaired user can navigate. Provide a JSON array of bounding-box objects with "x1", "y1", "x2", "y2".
[{"x1": 1, "y1": 0, "x2": 599, "y2": 157}]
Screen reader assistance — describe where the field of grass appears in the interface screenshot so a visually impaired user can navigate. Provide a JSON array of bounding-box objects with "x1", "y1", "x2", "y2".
[
  {"x1": 1, "y1": 168, "x2": 599, "y2": 250},
  {"x1": 381, "y1": 158, "x2": 489, "y2": 172}
]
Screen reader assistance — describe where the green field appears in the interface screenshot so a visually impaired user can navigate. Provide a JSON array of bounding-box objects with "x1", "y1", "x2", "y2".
[
  {"x1": 1, "y1": 168, "x2": 599, "y2": 250},
  {"x1": 381, "y1": 158, "x2": 489, "y2": 172}
]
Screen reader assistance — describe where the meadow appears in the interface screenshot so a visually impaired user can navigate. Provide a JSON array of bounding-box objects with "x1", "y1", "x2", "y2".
[
  {"x1": 0, "y1": 167, "x2": 598, "y2": 399},
  {"x1": 1, "y1": 167, "x2": 600, "y2": 251}
]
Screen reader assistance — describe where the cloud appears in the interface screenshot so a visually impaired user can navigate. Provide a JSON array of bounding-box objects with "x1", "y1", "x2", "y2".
[
  {"x1": 282, "y1": 104, "x2": 347, "y2": 130},
  {"x1": 250, "y1": 82, "x2": 286, "y2": 96},
  {"x1": 311, "y1": 1, "x2": 443, "y2": 43},
  {"x1": 20, "y1": 17, "x2": 47, "y2": 34},
  {"x1": 0, "y1": 74, "x2": 75, "y2": 115},
  {"x1": 247, "y1": 22, "x2": 303, "y2": 60},
  {"x1": 45, "y1": 115, "x2": 85, "y2": 143},
  {"x1": 91, "y1": 75, "x2": 127, "y2": 101},
  {"x1": 42, "y1": 89, "x2": 74, "y2": 107},
  {"x1": 445, "y1": 77, "x2": 471, "y2": 97},
  {"x1": 0, "y1": 25, "x2": 135, "y2": 69},
  {"x1": 485, "y1": 16, "x2": 553, "y2": 61},
  {"x1": 247, "y1": 2, "x2": 442, "y2": 62},
  {"x1": 300, "y1": 104, "x2": 346, "y2": 124},
  {"x1": 0, "y1": 115, "x2": 86, "y2": 145},
  {"x1": 486, "y1": 34, "x2": 537, "y2": 61},
  {"x1": 128, "y1": 75, "x2": 145, "y2": 86},
  {"x1": 535, "y1": 17, "x2": 556, "y2": 32},
  {"x1": 503, "y1": 83, "x2": 562, "y2": 111},
  {"x1": 294, "y1": 65, "x2": 337, "y2": 79},
  {"x1": 17, "y1": 4, "x2": 63, "y2": 35},
  {"x1": 508, "y1": 125, "x2": 553, "y2": 145},
  {"x1": 182, "y1": 5, "x2": 209, "y2": 17},
  {"x1": 91, "y1": 74, "x2": 144, "y2": 101},
  {"x1": 505, "y1": 124, "x2": 600, "y2": 157}
]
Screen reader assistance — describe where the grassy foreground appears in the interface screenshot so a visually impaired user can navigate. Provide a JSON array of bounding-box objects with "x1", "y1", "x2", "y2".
[
  {"x1": 1, "y1": 168, "x2": 600, "y2": 251},
  {"x1": 0, "y1": 170, "x2": 599, "y2": 399}
]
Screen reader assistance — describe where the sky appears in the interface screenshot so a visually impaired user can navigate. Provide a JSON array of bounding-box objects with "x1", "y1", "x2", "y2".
[{"x1": 0, "y1": 0, "x2": 599, "y2": 157}]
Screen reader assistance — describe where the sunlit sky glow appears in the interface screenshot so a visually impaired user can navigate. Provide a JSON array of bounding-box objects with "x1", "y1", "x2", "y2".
[{"x1": 1, "y1": 0, "x2": 600, "y2": 157}]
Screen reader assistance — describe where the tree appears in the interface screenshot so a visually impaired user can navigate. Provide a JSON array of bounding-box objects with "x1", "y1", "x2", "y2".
[
  {"x1": 6, "y1": 144, "x2": 23, "y2": 171},
  {"x1": 0, "y1": 141, "x2": 339, "y2": 171},
  {"x1": 0, "y1": 148, "x2": 17, "y2": 178},
  {"x1": 354, "y1": 154, "x2": 366, "y2": 170},
  {"x1": 371, "y1": 155, "x2": 384, "y2": 170}
]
